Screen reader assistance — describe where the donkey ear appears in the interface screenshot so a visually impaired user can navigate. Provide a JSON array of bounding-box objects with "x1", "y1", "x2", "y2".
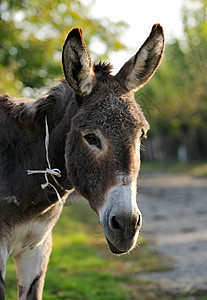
[
  {"x1": 115, "y1": 24, "x2": 165, "y2": 92},
  {"x1": 62, "y1": 27, "x2": 95, "y2": 96}
]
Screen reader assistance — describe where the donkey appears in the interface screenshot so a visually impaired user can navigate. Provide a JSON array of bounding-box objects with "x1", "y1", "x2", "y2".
[{"x1": 0, "y1": 24, "x2": 164, "y2": 299}]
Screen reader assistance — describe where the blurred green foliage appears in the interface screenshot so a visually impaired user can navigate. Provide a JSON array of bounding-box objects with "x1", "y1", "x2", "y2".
[
  {"x1": 138, "y1": 0, "x2": 207, "y2": 139},
  {"x1": 136, "y1": 0, "x2": 207, "y2": 161},
  {"x1": 0, "y1": 0, "x2": 126, "y2": 97}
]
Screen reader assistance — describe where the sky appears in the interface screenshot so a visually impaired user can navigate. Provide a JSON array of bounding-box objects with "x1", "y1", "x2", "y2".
[{"x1": 82, "y1": 0, "x2": 185, "y2": 73}]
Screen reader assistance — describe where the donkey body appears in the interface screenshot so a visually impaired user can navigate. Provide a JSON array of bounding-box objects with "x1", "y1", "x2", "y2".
[{"x1": 0, "y1": 24, "x2": 164, "y2": 299}]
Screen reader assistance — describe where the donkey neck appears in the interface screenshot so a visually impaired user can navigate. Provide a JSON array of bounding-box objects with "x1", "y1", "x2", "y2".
[{"x1": 0, "y1": 82, "x2": 77, "y2": 212}]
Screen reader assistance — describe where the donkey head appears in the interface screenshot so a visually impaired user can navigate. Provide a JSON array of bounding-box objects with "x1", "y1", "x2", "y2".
[{"x1": 63, "y1": 25, "x2": 164, "y2": 254}]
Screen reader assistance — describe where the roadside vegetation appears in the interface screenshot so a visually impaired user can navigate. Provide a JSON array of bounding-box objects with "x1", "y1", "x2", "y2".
[{"x1": 141, "y1": 161, "x2": 207, "y2": 178}]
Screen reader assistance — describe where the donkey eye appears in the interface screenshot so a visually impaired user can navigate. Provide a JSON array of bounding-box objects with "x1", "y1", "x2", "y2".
[
  {"x1": 84, "y1": 134, "x2": 102, "y2": 149},
  {"x1": 139, "y1": 129, "x2": 145, "y2": 140}
]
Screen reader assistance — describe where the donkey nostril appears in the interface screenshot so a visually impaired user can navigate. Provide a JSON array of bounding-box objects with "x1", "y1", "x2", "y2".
[
  {"x1": 136, "y1": 214, "x2": 142, "y2": 228},
  {"x1": 110, "y1": 214, "x2": 142, "y2": 233},
  {"x1": 111, "y1": 216, "x2": 121, "y2": 230},
  {"x1": 132, "y1": 214, "x2": 142, "y2": 230}
]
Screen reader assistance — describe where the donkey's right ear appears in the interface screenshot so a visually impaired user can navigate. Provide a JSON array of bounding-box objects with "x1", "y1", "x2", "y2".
[
  {"x1": 115, "y1": 24, "x2": 165, "y2": 92},
  {"x1": 62, "y1": 27, "x2": 95, "y2": 96}
]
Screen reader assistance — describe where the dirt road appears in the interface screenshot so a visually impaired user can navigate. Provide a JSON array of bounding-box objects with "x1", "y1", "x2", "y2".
[{"x1": 137, "y1": 171, "x2": 207, "y2": 295}]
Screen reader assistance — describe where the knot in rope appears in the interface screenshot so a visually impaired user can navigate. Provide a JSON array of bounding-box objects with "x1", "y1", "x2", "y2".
[{"x1": 27, "y1": 116, "x2": 63, "y2": 204}]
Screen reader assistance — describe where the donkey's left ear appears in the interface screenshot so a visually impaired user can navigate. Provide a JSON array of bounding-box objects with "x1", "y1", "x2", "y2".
[
  {"x1": 62, "y1": 27, "x2": 95, "y2": 96},
  {"x1": 115, "y1": 24, "x2": 165, "y2": 92}
]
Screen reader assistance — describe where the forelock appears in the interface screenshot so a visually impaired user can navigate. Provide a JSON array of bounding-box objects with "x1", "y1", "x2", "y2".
[
  {"x1": 74, "y1": 90, "x2": 149, "y2": 135},
  {"x1": 94, "y1": 62, "x2": 113, "y2": 79}
]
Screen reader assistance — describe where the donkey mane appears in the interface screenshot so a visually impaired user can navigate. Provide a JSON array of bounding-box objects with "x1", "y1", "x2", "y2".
[
  {"x1": 0, "y1": 62, "x2": 113, "y2": 129},
  {"x1": 0, "y1": 80, "x2": 73, "y2": 129},
  {"x1": 0, "y1": 93, "x2": 55, "y2": 125}
]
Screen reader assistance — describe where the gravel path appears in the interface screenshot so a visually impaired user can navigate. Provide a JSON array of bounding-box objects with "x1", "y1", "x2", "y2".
[{"x1": 137, "y1": 171, "x2": 207, "y2": 294}]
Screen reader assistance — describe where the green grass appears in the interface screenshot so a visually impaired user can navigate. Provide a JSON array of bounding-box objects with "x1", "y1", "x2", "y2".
[
  {"x1": 5, "y1": 195, "x2": 207, "y2": 299},
  {"x1": 141, "y1": 161, "x2": 207, "y2": 177}
]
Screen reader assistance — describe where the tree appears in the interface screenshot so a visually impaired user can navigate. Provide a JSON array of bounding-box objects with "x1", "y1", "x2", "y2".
[
  {"x1": 0, "y1": 0, "x2": 126, "y2": 97},
  {"x1": 136, "y1": 0, "x2": 207, "y2": 160}
]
